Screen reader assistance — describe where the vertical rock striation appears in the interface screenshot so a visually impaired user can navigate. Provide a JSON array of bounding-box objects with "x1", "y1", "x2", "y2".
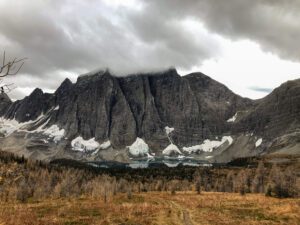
[{"x1": 0, "y1": 69, "x2": 299, "y2": 160}]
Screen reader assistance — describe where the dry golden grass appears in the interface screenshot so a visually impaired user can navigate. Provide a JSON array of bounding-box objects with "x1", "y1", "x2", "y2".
[{"x1": 0, "y1": 192, "x2": 299, "y2": 225}]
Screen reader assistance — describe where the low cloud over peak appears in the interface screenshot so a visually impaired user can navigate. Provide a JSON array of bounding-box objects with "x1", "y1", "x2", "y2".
[{"x1": 0, "y1": 0, "x2": 299, "y2": 100}]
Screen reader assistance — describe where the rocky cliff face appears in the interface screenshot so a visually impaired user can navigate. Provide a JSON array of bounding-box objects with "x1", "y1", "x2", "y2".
[
  {"x1": 236, "y1": 79, "x2": 300, "y2": 139},
  {"x1": 4, "y1": 88, "x2": 54, "y2": 123},
  {"x1": 0, "y1": 69, "x2": 299, "y2": 162},
  {"x1": 0, "y1": 93, "x2": 11, "y2": 116}
]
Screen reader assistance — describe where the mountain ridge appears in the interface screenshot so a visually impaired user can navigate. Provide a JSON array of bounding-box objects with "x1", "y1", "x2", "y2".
[{"x1": 0, "y1": 68, "x2": 299, "y2": 163}]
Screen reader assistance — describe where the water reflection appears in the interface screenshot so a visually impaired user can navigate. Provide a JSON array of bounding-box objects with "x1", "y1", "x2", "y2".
[{"x1": 87, "y1": 156, "x2": 212, "y2": 169}]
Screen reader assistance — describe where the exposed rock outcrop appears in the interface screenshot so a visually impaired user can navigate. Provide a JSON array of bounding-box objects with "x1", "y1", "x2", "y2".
[
  {"x1": 0, "y1": 93, "x2": 12, "y2": 116},
  {"x1": 0, "y1": 69, "x2": 299, "y2": 162}
]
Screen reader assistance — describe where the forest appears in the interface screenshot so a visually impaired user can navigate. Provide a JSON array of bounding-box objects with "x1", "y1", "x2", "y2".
[{"x1": 0, "y1": 151, "x2": 298, "y2": 203}]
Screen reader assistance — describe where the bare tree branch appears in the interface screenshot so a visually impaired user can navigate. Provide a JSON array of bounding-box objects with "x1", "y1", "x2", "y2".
[
  {"x1": 1, "y1": 83, "x2": 15, "y2": 93},
  {"x1": 0, "y1": 51, "x2": 26, "y2": 94},
  {"x1": 0, "y1": 51, "x2": 27, "y2": 77}
]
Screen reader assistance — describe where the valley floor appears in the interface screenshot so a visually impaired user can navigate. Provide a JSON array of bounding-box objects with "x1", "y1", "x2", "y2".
[{"x1": 0, "y1": 192, "x2": 299, "y2": 225}]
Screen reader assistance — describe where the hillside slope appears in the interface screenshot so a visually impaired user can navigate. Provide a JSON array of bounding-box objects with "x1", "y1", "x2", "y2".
[{"x1": 0, "y1": 69, "x2": 299, "y2": 162}]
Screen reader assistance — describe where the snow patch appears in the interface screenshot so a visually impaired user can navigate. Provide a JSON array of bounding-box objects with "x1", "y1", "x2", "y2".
[
  {"x1": 178, "y1": 155, "x2": 185, "y2": 159},
  {"x1": 0, "y1": 115, "x2": 44, "y2": 137},
  {"x1": 92, "y1": 140, "x2": 111, "y2": 155},
  {"x1": 227, "y1": 113, "x2": 237, "y2": 122},
  {"x1": 165, "y1": 126, "x2": 175, "y2": 145},
  {"x1": 165, "y1": 126, "x2": 175, "y2": 135},
  {"x1": 182, "y1": 162, "x2": 200, "y2": 167},
  {"x1": 255, "y1": 138, "x2": 262, "y2": 147},
  {"x1": 128, "y1": 138, "x2": 149, "y2": 156},
  {"x1": 165, "y1": 126, "x2": 174, "y2": 135},
  {"x1": 0, "y1": 118, "x2": 21, "y2": 136},
  {"x1": 183, "y1": 136, "x2": 233, "y2": 153},
  {"x1": 146, "y1": 153, "x2": 154, "y2": 159},
  {"x1": 0, "y1": 115, "x2": 65, "y2": 143},
  {"x1": 43, "y1": 125, "x2": 65, "y2": 143},
  {"x1": 54, "y1": 105, "x2": 59, "y2": 110},
  {"x1": 99, "y1": 140, "x2": 111, "y2": 149},
  {"x1": 162, "y1": 143, "x2": 182, "y2": 155},
  {"x1": 164, "y1": 161, "x2": 180, "y2": 168},
  {"x1": 71, "y1": 136, "x2": 100, "y2": 152}
]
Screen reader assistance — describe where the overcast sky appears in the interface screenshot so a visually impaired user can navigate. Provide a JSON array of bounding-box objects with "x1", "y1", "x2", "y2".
[{"x1": 1, "y1": 0, "x2": 299, "y2": 100}]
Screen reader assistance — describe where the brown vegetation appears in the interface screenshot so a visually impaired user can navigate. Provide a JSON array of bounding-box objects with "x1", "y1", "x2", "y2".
[
  {"x1": 0, "y1": 151, "x2": 299, "y2": 203},
  {"x1": 0, "y1": 151, "x2": 299, "y2": 224},
  {"x1": 0, "y1": 192, "x2": 299, "y2": 225}
]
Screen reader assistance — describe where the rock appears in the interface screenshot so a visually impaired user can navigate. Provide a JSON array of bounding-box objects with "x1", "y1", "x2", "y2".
[
  {"x1": 4, "y1": 88, "x2": 54, "y2": 122},
  {"x1": 235, "y1": 79, "x2": 300, "y2": 139},
  {"x1": 0, "y1": 69, "x2": 299, "y2": 162},
  {"x1": 0, "y1": 93, "x2": 12, "y2": 116}
]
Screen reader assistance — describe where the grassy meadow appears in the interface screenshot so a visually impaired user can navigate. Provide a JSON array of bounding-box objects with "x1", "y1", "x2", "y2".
[{"x1": 1, "y1": 192, "x2": 299, "y2": 225}]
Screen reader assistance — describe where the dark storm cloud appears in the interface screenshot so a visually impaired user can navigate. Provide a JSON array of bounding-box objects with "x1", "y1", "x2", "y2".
[
  {"x1": 142, "y1": 0, "x2": 300, "y2": 61},
  {"x1": 0, "y1": 1, "x2": 218, "y2": 75},
  {"x1": 0, "y1": 0, "x2": 299, "y2": 99}
]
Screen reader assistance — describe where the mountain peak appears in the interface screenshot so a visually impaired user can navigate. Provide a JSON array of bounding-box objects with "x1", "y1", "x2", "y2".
[
  {"x1": 0, "y1": 92, "x2": 12, "y2": 116},
  {"x1": 78, "y1": 68, "x2": 109, "y2": 79},
  {"x1": 0, "y1": 69, "x2": 298, "y2": 163},
  {"x1": 55, "y1": 78, "x2": 73, "y2": 95},
  {"x1": 29, "y1": 88, "x2": 44, "y2": 97}
]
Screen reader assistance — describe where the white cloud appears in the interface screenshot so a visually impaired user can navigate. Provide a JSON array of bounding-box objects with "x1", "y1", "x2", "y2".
[
  {"x1": 102, "y1": 0, "x2": 143, "y2": 10},
  {"x1": 0, "y1": 0, "x2": 299, "y2": 100},
  {"x1": 181, "y1": 38, "x2": 300, "y2": 99}
]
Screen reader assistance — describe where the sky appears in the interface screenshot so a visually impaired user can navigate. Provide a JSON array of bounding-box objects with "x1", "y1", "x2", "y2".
[{"x1": 0, "y1": 0, "x2": 299, "y2": 100}]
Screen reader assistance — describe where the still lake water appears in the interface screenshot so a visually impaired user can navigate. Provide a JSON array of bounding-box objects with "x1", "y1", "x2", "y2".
[{"x1": 86, "y1": 156, "x2": 213, "y2": 169}]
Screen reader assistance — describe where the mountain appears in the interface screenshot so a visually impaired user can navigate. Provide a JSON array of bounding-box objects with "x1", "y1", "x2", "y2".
[
  {"x1": 0, "y1": 93, "x2": 11, "y2": 117},
  {"x1": 0, "y1": 69, "x2": 299, "y2": 163}
]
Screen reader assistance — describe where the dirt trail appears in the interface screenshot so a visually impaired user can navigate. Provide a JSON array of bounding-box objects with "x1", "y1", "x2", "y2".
[
  {"x1": 182, "y1": 210, "x2": 193, "y2": 225},
  {"x1": 167, "y1": 200, "x2": 194, "y2": 225},
  {"x1": 151, "y1": 195, "x2": 195, "y2": 225}
]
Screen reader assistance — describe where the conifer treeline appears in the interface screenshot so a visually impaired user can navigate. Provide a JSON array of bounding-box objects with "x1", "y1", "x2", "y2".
[{"x1": 0, "y1": 151, "x2": 298, "y2": 203}]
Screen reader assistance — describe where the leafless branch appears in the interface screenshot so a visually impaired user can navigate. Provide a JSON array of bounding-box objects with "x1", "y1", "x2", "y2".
[
  {"x1": 0, "y1": 83, "x2": 16, "y2": 94},
  {"x1": 0, "y1": 51, "x2": 27, "y2": 78},
  {"x1": 0, "y1": 51, "x2": 26, "y2": 94}
]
